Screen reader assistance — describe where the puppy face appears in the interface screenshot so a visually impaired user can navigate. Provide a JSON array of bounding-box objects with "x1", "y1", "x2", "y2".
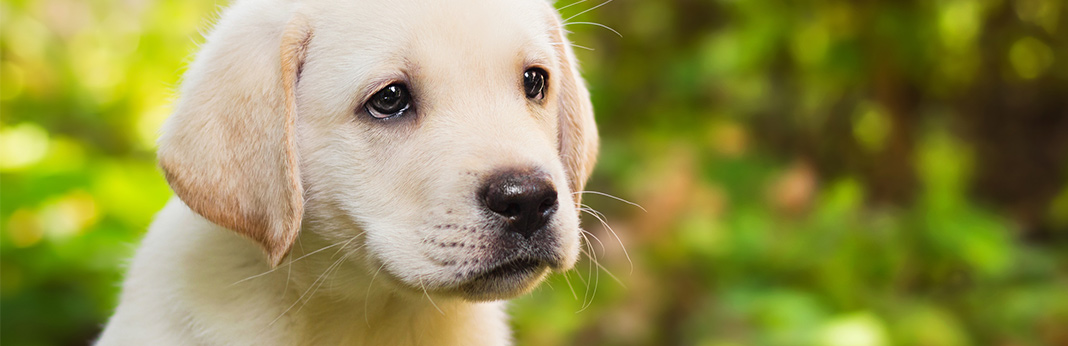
[
  {"x1": 158, "y1": 0, "x2": 598, "y2": 302},
  {"x1": 299, "y1": 0, "x2": 583, "y2": 300}
]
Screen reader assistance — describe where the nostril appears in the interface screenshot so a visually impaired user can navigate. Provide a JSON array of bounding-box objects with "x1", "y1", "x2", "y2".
[
  {"x1": 483, "y1": 192, "x2": 523, "y2": 218},
  {"x1": 538, "y1": 194, "x2": 557, "y2": 215},
  {"x1": 500, "y1": 203, "x2": 521, "y2": 218}
]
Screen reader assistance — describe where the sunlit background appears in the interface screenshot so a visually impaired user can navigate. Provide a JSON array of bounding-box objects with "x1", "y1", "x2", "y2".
[{"x1": 2, "y1": 0, "x2": 1067, "y2": 345}]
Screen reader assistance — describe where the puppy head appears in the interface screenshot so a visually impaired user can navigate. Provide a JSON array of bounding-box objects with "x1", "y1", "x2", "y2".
[{"x1": 159, "y1": 0, "x2": 598, "y2": 301}]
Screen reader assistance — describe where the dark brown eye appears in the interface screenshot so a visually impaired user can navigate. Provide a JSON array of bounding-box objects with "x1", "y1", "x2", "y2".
[
  {"x1": 523, "y1": 68, "x2": 547, "y2": 100},
  {"x1": 366, "y1": 84, "x2": 411, "y2": 119}
]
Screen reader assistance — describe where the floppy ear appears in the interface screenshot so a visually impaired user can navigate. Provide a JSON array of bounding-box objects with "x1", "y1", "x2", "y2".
[
  {"x1": 157, "y1": 12, "x2": 313, "y2": 267},
  {"x1": 548, "y1": 11, "x2": 600, "y2": 203}
]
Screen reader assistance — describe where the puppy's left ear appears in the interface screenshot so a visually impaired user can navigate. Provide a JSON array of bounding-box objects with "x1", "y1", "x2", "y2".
[
  {"x1": 157, "y1": 13, "x2": 313, "y2": 267},
  {"x1": 547, "y1": 8, "x2": 600, "y2": 203}
]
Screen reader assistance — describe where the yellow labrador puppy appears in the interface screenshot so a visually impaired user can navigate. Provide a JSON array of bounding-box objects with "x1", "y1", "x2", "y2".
[{"x1": 97, "y1": 0, "x2": 598, "y2": 344}]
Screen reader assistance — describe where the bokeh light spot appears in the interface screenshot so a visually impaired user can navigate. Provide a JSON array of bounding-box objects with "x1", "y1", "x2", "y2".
[
  {"x1": 853, "y1": 102, "x2": 892, "y2": 153},
  {"x1": 7, "y1": 209, "x2": 44, "y2": 248},
  {"x1": 0, "y1": 123, "x2": 51, "y2": 171},
  {"x1": 39, "y1": 190, "x2": 100, "y2": 240},
  {"x1": 818, "y1": 312, "x2": 889, "y2": 346},
  {"x1": 938, "y1": 0, "x2": 980, "y2": 51},
  {"x1": 1009, "y1": 36, "x2": 1054, "y2": 80}
]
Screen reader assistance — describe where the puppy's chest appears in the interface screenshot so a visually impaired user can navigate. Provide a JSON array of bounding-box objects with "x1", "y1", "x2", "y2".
[
  {"x1": 294, "y1": 319, "x2": 508, "y2": 346},
  {"x1": 285, "y1": 301, "x2": 510, "y2": 346}
]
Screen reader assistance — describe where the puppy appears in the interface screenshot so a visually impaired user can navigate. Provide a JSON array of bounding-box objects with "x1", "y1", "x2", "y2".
[{"x1": 96, "y1": 0, "x2": 598, "y2": 344}]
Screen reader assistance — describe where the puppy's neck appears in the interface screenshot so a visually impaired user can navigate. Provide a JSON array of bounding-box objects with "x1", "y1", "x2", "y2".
[{"x1": 248, "y1": 224, "x2": 510, "y2": 344}]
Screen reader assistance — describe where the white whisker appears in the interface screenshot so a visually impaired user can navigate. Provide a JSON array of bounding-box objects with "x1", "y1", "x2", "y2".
[
  {"x1": 556, "y1": 0, "x2": 587, "y2": 11},
  {"x1": 283, "y1": 254, "x2": 293, "y2": 299},
  {"x1": 330, "y1": 233, "x2": 365, "y2": 258},
  {"x1": 578, "y1": 231, "x2": 597, "y2": 262},
  {"x1": 562, "y1": 269, "x2": 579, "y2": 300},
  {"x1": 563, "y1": 21, "x2": 622, "y2": 37},
  {"x1": 572, "y1": 257, "x2": 588, "y2": 285},
  {"x1": 579, "y1": 245, "x2": 625, "y2": 287},
  {"x1": 364, "y1": 262, "x2": 388, "y2": 327},
  {"x1": 269, "y1": 256, "x2": 342, "y2": 326},
  {"x1": 579, "y1": 222, "x2": 606, "y2": 255},
  {"x1": 267, "y1": 234, "x2": 363, "y2": 326},
  {"x1": 579, "y1": 244, "x2": 595, "y2": 311},
  {"x1": 293, "y1": 256, "x2": 346, "y2": 316},
  {"x1": 580, "y1": 203, "x2": 634, "y2": 275},
  {"x1": 580, "y1": 204, "x2": 608, "y2": 222},
  {"x1": 563, "y1": 0, "x2": 613, "y2": 23},
  {"x1": 231, "y1": 238, "x2": 350, "y2": 286},
  {"x1": 579, "y1": 224, "x2": 607, "y2": 257},
  {"x1": 569, "y1": 43, "x2": 595, "y2": 51},
  {"x1": 581, "y1": 255, "x2": 600, "y2": 312},
  {"x1": 574, "y1": 190, "x2": 647, "y2": 212},
  {"x1": 421, "y1": 279, "x2": 445, "y2": 315}
]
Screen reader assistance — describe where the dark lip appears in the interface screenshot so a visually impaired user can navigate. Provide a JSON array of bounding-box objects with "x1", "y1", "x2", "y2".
[
  {"x1": 376, "y1": 256, "x2": 546, "y2": 300},
  {"x1": 472, "y1": 257, "x2": 544, "y2": 282},
  {"x1": 456, "y1": 256, "x2": 551, "y2": 300}
]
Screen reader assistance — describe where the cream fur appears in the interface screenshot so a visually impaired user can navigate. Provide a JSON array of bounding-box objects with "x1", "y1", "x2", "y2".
[{"x1": 97, "y1": 0, "x2": 597, "y2": 344}]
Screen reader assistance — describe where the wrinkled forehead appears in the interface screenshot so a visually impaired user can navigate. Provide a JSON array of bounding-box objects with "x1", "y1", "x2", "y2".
[{"x1": 306, "y1": 0, "x2": 557, "y2": 74}]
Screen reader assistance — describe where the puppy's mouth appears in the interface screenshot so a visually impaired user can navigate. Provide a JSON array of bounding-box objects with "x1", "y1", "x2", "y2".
[
  {"x1": 456, "y1": 257, "x2": 552, "y2": 301},
  {"x1": 477, "y1": 258, "x2": 543, "y2": 281}
]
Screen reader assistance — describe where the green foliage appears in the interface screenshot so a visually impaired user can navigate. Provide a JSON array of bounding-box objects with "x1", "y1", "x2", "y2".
[{"x1": 2, "y1": 0, "x2": 1066, "y2": 345}]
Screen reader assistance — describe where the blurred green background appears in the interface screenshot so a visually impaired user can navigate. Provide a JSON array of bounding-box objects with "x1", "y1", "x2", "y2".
[{"x1": 2, "y1": 0, "x2": 1067, "y2": 345}]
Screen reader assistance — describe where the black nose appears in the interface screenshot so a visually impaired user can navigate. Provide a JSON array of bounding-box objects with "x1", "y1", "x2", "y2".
[{"x1": 480, "y1": 169, "x2": 558, "y2": 238}]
